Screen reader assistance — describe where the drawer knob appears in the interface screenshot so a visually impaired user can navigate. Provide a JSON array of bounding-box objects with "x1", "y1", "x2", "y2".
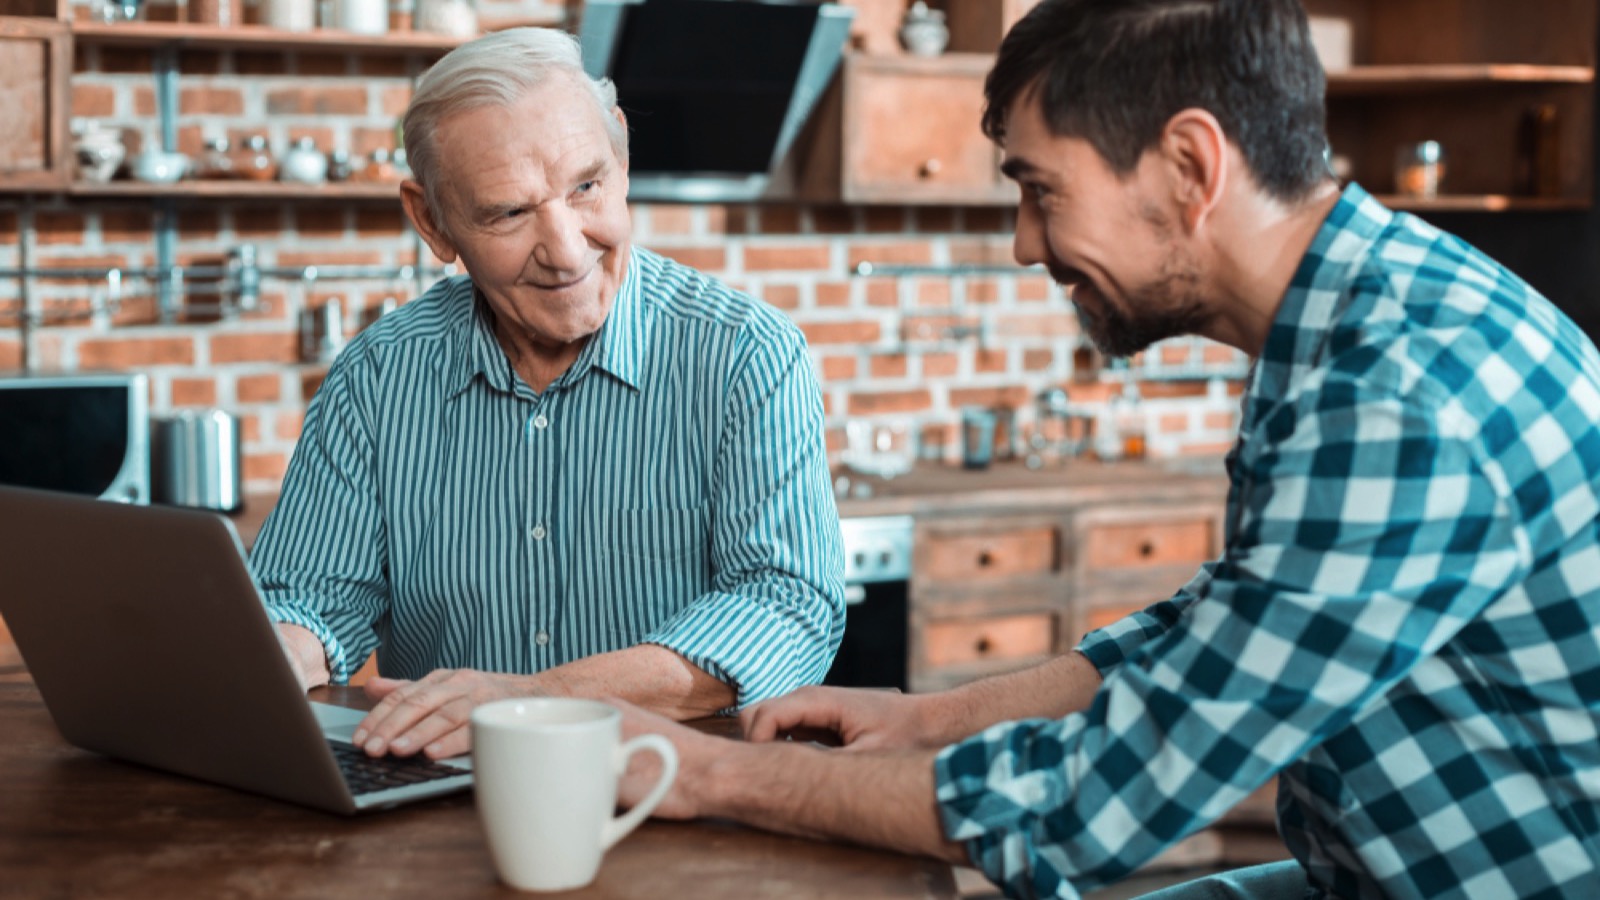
[
  {"x1": 976, "y1": 550, "x2": 995, "y2": 568},
  {"x1": 918, "y1": 158, "x2": 942, "y2": 178},
  {"x1": 975, "y1": 636, "x2": 993, "y2": 655},
  {"x1": 1138, "y1": 541, "x2": 1155, "y2": 558}
]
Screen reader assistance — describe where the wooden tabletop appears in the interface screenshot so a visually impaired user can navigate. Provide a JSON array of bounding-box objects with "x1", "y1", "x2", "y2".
[{"x1": 0, "y1": 681, "x2": 956, "y2": 899}]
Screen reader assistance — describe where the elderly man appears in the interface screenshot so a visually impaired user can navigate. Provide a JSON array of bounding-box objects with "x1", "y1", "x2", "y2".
[
  {"x1": 615, "y1": 1, "x2": 1600, "y2": 897},
  {"x1": 255, "y1": 27, "x2": 844, "y2": 761}
]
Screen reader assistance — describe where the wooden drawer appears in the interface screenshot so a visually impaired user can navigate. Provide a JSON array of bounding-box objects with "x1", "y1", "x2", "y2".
[
  {"x1": 1081, "y1": 517, "x2": 1214, "y2": 571},
  {"x1": 922, "y1": 611, "x2": 1055, "y2": 669},
  {"x1": 919, "y1": 524, "x2": 1058, "y2": 583}
]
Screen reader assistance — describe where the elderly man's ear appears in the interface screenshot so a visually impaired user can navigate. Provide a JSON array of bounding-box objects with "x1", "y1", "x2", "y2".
[{"x1": 400, "y1": 181, "x2": 460, "y2": 266}]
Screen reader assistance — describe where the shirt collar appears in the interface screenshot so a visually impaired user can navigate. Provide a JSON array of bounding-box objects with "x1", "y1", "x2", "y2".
[
  {"x1": 445, "y1": 246, "x2": 648, "y2": 399},
  {"x1": 1249, "y1": 182, "x2": 1392, "y2": 405}
]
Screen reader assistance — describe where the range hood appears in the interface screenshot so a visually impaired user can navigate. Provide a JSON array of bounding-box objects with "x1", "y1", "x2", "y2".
[{"x1": 578, "y1": 0, "x2": 855, "y2": 203}]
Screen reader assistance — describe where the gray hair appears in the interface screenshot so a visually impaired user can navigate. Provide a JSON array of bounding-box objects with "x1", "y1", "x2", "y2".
[{"x1": 402, "y1": 27, "x2": 628, "y2": 230}]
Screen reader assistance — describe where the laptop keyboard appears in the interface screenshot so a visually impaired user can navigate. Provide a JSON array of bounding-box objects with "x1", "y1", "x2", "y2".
[{"x1": 329, "y1": 741, "x2": 466, "y2": 795}]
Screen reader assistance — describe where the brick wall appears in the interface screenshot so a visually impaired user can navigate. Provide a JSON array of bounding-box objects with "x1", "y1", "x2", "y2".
[{"x1": 1, "y1": 38, "x2": 1247, "y2": 496}]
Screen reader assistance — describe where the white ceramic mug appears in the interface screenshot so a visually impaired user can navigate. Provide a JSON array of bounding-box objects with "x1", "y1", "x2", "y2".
[{"x1": 470, "y1": 698, "x2": 678, "y2": 893}]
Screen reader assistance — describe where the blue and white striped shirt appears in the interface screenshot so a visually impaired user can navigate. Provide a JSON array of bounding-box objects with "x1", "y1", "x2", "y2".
[
  {"x1": 251, "y1": 246, "x2": 846, "y2": 709},
  {"x1": 936, "y1": 184, "x2": 1600, "y2": 897}
]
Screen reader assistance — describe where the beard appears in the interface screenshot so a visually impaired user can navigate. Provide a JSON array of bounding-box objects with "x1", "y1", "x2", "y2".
[{"x1": 1048, "y1": 216, "x2": 1212, "y2": 359}]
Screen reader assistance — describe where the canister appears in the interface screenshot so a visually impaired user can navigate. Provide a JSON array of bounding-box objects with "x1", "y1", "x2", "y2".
[{"x1": 151, "y1": 410, "x2": 244, "y2": 513}]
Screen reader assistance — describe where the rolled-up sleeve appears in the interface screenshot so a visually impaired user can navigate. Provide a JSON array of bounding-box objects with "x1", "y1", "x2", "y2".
[{"x1": 643, "y1": 327, "x2": 846, "y2": 709}]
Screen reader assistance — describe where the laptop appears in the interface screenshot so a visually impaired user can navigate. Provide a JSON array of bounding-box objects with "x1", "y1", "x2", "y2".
[{"x1": 0, "y1": 484, "x2": 473, "y2": 814}]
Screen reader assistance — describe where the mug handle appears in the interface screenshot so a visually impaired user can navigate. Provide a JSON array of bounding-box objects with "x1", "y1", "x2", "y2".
[{"x1": 603, "y1": 734, "x2": 679, "y2": 850}]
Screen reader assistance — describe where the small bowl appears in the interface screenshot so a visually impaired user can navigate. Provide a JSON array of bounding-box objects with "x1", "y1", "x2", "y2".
[{"x1": 130, "y1": 150, "x2": 191, "y2": 184}]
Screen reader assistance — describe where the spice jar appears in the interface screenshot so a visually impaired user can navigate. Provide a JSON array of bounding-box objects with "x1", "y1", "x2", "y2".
[
  {"x1": 233, "y1": 135, "x2": 277, "y2": 182},
  {"x1": 190, "y1": 0, "x2": 242, "y2": 26},
  {"x1": 197, "y1": 136, "x2": 236, "y2": 180},
  {"x1": 1394, "y1": 141, "x2": 1446, "y2": 199}
]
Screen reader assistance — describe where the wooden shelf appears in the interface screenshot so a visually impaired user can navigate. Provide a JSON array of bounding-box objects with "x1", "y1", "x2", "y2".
[
  {"x1": 1376, "y1": 194, "x2": 1592, "y2": 213},
  {"x1": 1327, "y1": 63, "x2": 1595, "y2": 95},
  {"x1": 17, "y1": 180, "x2": 407, "y2": 199},
  {"x1": 68, "y1": 21, "x2": 484, "y2": 53}
]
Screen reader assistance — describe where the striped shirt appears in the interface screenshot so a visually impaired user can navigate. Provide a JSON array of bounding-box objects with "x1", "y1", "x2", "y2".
[
  {"x1": 935, "y1": 184, "x2": 1600, "y2": 898},
  {"x1": 251, "y1": 246, "x2": 846, "y2": 709}
]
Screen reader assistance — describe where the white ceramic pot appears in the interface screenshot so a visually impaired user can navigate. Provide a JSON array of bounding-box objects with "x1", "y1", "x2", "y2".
[
  {"x1": 279, "y1": 137, "x2": 329, "y2": 185},
  {"x1": 130, "y1": 149, "x2": 190, "y2": 183},
  {"x1": 75, "y1": 126, "x2": 126, "y2": 184}
]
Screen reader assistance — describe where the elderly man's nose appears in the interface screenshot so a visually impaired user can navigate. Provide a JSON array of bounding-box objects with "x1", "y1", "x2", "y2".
[{"x1": 533, "y1": 208, "x2": 588, "y2": 271}]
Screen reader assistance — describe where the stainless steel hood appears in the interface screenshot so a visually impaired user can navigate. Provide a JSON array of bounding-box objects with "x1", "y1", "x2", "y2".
[{"x1": 578, "y1": 0, "x2": 855, "y2": 203}]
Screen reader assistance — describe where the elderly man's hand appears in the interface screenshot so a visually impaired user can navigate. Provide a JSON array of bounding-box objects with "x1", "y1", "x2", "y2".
[
  {"x1": 740, "y1": 685, "x2": 941, "y2": 752},
  {"x1": 354, "y1": 669, "x2": 538, "y2": 759}
]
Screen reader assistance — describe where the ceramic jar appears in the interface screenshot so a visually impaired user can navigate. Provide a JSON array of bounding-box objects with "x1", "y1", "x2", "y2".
[
  {"x1": 262, "y1": 0, "x2": 314, "y2": 30},
  {"x1": 233, "y1": 135, "x2": 277, "y2": 181},
  {"x1": 75, "y1": 124, "x2": 126, "y2": 184},
  {"x1": 899, "y1": 1, "x2": 948, "y2": 57},
  {"x1": 279, "y1": 136, "x2": 329, "y2": 185},
  {"x1": 415, "y1": 0, "x2": 477, "y2": 38}
]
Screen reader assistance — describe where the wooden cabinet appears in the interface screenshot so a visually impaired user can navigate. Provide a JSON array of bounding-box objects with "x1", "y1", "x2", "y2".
[
  {"x1": 0, "y1": 16, "x2": 70, "y2": 190},
  {"x1": 795, "y1": 52, "x2": 1016, "y2": 206},
  {"x1": 903, "y1": 474, "x2": 1227, "y2": 693},
  {"x1": 1309, "y1": 0, "x2": 1597, "y2": 211}
]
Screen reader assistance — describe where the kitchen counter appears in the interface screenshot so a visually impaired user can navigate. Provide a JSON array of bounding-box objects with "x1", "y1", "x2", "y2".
[{"x1": 835, "y1": 456, "x2": 1228, "y2": 519}]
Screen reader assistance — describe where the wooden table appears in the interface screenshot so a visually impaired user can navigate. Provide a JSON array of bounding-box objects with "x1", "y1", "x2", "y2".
[{"x1": 0, "y1": 681, "x2": 957, "y2": 899}]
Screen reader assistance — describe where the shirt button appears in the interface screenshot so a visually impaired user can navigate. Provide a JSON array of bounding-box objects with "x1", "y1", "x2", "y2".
[
  {"x1": 530, "y1": 524, "x2": 547, "y2": 540},
  {"x1": 535, "y1": 630, "x2": 550, "y2": 646},
  {"x1": 533, "y1": 414, "x2": 549, "y2": 430}
]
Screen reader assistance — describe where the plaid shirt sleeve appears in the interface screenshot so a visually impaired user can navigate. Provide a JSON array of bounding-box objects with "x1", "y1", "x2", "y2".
[{"x1": 934, "y1": 365, "x2": 1530, "y2": 897}]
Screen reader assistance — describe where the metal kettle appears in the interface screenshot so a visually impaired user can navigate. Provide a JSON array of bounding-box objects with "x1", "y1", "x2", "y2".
[{"x1": 151, "y1": 410, "x2": 244, "y2": 513}]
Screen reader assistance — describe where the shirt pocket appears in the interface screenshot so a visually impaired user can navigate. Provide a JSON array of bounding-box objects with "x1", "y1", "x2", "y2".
[{"x1": 604, "y1": 506, "x2": 709, "y2": 563}]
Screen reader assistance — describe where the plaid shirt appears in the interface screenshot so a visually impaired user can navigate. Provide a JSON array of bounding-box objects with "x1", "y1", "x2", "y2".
[{"x1": 935, "y1": 184, "x2": 1600, "y2": 898}]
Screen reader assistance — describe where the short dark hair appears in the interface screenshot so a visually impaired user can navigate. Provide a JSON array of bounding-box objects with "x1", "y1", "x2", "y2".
[{"x1": 983, "y1": 0, "x2": 1330, "y2": 202}]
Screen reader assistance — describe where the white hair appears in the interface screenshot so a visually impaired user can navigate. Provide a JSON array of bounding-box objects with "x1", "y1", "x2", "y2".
[{"x1": 402, "y1": 27, "x2": 628, "y2": 229}]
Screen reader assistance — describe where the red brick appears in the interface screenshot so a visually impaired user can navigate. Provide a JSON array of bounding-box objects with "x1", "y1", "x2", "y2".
[
  {"x1": 1179, "y1": 440, "x2": 1235, "y2": 457},
  {"x1": 355, "y1": 206, "x2": 409, "y2": 235},
  {"x1": 210, "y1": 331, "x2": 298, "y2": 364},
  {"x1": 1143, "y1": 381, "x2": 1206, "y2": 399},
  {"x1": 301, "y1": 369, "x2": 328, "y2": 401},
  {"x1": 1203, "y1": 343, "x2": 1244, "y2": 366},
  {"x1": 799, "y1": 320, "x2": 881, "y2": 345},
  {"x1": 865, "y1": 281, "x2": 898, "y2": 308},
  {"x1": 869, "y1": 354, "x2": 908, "y2": 378},
  {"x1": 170, "y1": 377, "x2": 218, "y2": 407},
  {"x1": 653, "y1": 245, "x2": 727, "y2": 273},
  {"x1": 975, "y1": 348, "x2": 1009, "y2": 373},
  {"x1": 1204, "y1": 411, "x2": 1237, "y2": 431},
  {"x1": 100, "y1": 209, "x2": 153, "y2": 243},
  {"x1": 233, "y1": 207, "x2": 285, "y2": 238},
  {"x1": 110, "y1": 296, "x2": 161, "y2": 328},
  {"x1": 239, "y1": 413, "x2": 262, "y2": 443},
  {"x1": 915, "y1": 278, "x2": 951, "y2": 308},
  {"x1": 994, "y1": 313, "x2": 1078, "y2": 339},
  {"x1": 98, "y1": 47, "x2": 155, "y2": 74},
  {"x1": 34, "y1": 212, "x2": 87, "y2": 245},
  {"x1": 0, "y1": 210, "x2": 17, "y2": 242},
  {"x1": 1160, "y1": 344, "x2": 1192, "y2": 366},
  {"x1": 1023, "y1": 349, "x2": 1054, "y2": 371},
  {"x1": 950, "y1": 385, "x2": 1031, "y2": 409},
  {"x1": 1158, "y1": 413, "x2": 1191, "y2": 434},
  {"x1": 235, "y1": 52, "x2": 281, "y2": 76},
  {"x1": 761, "y1": 283, "x2": 802, "y2": 310},
  {"x1": 863, "y1": 207, "x2": 909, "y2": 233},
  {"x1": 236, "y1": 373, "x2": 282, "y2": 403},
  {"x1": 847, "y1": 242, "x2": 933, "y2": 270},
  {"x1": 963, "y1": 208, "x2": 1013, "y2": 233},
  {"x1": 915, "y1": 207, "x2": 959, "y2": 232},
  {"x1": 266, "y1": 85, "x2": 367, "y2": 116},
  {"x1": 381, "y1": 86, "x2": 412, "y2": 117},
  {"x1": 901, "y1": 315, "x2": 979, "y2": 343},
  {"x1": 276, "y1": 249, "x2": 382, "y2": 268},
  {"x1": 744, "y1": 244, "x2": 832, "y2": 272},
  {"x1": 757, "y1": 205, "x2": 803, "y2": 234},
  {"x1": 922, "y1": 352, "x2": 959, "y2": 377},
  {"x1": 645, "y1": 205, "x2": 695, "y2": 236},
  {"x1": 819, "y1": 355, "x2": 857, "y2": 381},
  {"x1": 700, "y1": 206, "x2": 730, "y2": 235},
  {"x1": 967, "y1": 279, "x2": 1001, "y2": 304},
  {"x1": 178, "y1": 209, "x2": 223, "y2": 240},
  {"x1": 286, "y1": 128, "x2": 336, "y2": 153},
  {"x1": 0, "y1": 339, "x2": 20, "y2": 371},
  {"x1": 132, "y1": 86, "x2": 156, "y2": 117},
  {"x1": 179, "y1": 86, "x2": 244, "y2": 116},
  {"x1": 1065, "y1": 382, "x2": 1117, "y2": 404},
  {"x1": 846, "y1": 389, "x2": 932, "y2": 416},
  {"x1": 175, "y1": 50, "x2": 222, "y2": 75},
  {"x1": 815, "y1": 282, "x2": 851, "y2": 307},
  {"x1": 276, "y1": 412, "x2": 304, "y2": 441},
  {"x1": 948, "y1": 238, "x2": 1016, "y2": 266},
  {"x1": 295, "y1": 53, "x2": 349, "y2": 77},
  {"x1": 78, "y1": 336, "x2": 196, "y2": 368},
  {"x1": 72, "y1": 83, "x2": 116, "y2": 117},
  {"x1": 244, "y1": 452, "x2": 288, "y2": 484},
  {"x1": 357, "y1": 56, "x2": 410, "y2": 77},
  {"x1": 291, "y1": 206, "x2": 347, "y2": 240}
]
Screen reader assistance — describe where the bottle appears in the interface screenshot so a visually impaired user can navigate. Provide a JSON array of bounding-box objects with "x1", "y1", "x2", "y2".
[{"x1": 1116, "y1": 379, "x2": 1147, "y2": 460}]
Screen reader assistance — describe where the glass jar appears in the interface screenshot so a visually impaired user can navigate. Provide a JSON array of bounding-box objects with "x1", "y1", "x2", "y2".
[
  {"x1": 197, "y1": 136, "x2": 235, "y2": 180},
  {"x1": 190, "y1": 0, "x2": 242, "y2": 26},
  {"x1": 1394, "y1": 141, "x2": 1446, "y2": 199}
]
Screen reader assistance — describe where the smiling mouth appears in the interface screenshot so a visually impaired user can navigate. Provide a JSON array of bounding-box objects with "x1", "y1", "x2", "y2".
[{"x1": 529, "y1": 269, "x2": 591, "y2": 291}]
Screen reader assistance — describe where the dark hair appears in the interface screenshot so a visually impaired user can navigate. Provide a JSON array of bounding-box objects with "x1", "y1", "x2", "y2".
[{"x1": 983, "y1": 0, "x2": 1330, "y2": 202}]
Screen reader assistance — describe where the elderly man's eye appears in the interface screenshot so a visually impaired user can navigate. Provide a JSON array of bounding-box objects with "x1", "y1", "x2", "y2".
[{"x1": 574, "y1": 180, "x2": 597, "y2": 196}]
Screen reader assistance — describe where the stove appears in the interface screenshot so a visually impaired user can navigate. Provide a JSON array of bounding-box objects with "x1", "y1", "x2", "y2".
[{"x1": 825, "y1": 515, "x2": 914, "y2": 691}]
